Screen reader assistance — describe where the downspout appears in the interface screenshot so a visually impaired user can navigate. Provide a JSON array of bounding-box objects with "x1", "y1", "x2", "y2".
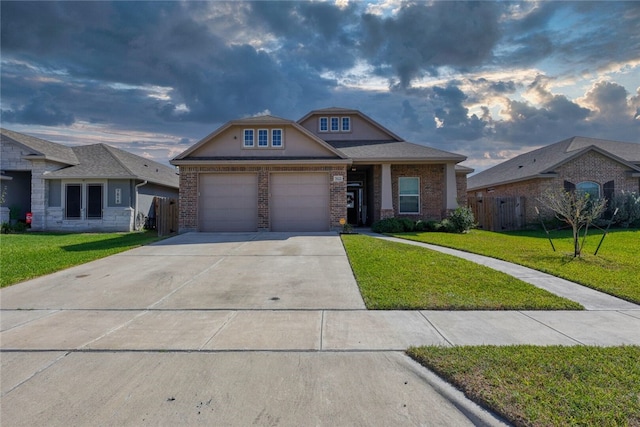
[{"x1": 134, "y1": 180, "x2": 148, "y2": 230}]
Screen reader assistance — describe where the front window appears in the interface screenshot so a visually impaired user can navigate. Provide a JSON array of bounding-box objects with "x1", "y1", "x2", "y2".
[
  {"x1": 243, "y1": 129, "x2": 254, "y2": 147},
  {"x1": 271, "y1": 129, "x2": 283, "y2": 147},
  {"x1": 399, "y1": 177, "x2": 420, "y2": 214},
  {"x1": 87, "y1": 184, "x2": 103, "y2": 219},
  {"x1": 65, "y1": 184, "x2": 82, "y2": 219},
  {"x1": 576, "y1": 181, "x2": 600, "y2": 200},
  {"x1": 330, "y1": 117, "x2": 340, "y2": 132},
  {"x1": 258, "y1": 129, "x2": 268, "y2": 147}
]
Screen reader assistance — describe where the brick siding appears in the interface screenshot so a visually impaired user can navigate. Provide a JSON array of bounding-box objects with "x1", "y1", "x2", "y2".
[{"x1": 178, "y1": 164, "x2": 347, "y2": 232}]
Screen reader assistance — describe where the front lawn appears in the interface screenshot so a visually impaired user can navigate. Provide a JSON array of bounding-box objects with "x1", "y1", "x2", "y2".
[
  {"x1": 0, "y1": 231, "x2": 163, "y2": 287},
  {"x1": 391, "y1": 228, "x2": 640, "y2": 304},
  {"x1": 408, "y1": 345, "x2": 640, "y2": 426},
  {"x1": 341, "y1": 235, "x2": 581, "y2": 310}
]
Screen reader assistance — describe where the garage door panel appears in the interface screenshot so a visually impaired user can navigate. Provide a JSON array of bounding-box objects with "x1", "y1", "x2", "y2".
[
  {"x1": 271, "y1": 173, "x2": 330, "y2": 232},
  {"x1": 199, "y1": 174, "x2": 257, "y2": 232}
]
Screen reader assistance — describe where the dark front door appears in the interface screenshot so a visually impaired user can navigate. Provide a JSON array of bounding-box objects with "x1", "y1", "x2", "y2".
[{"x1": 347, "y1": 186, "x2": 363, "y2": 225}]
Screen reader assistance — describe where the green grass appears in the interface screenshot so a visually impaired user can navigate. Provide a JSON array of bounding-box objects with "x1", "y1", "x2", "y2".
[
  {"x1": 0, "y1": 231, "x2": 163, "y2": 287},
  {"x1": 408, "y1": 345, "x2": 640, "y2": 427},
  {"x1": 341, "y1": 234, "x2": 582, "y2": 310},
  {"x1": 392, "y1": 228, "x2": 640, "y2": 304}
]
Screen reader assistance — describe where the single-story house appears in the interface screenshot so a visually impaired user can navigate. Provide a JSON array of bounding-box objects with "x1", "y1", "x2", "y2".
[
  {"x1": 171, "y1": 107, "x2": 471, "y2": 233},
  {"x1": 1, "y1": 128, "x2": 179, "y2": 231},
  {"x1": 467, "y1": 136, "x2": 640, "y2": 229}
]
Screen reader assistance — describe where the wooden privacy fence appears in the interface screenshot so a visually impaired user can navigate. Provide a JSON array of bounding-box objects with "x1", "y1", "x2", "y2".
[
  {"x1": 468, "y1": 196, "x2": 525, "y2": 231},
  {"x1": 154, "y1": 197, "x2": 178, "y2": 236}
]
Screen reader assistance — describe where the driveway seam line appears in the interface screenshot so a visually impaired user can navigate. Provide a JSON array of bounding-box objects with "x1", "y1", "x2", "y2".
[
  {"x1": 199, "y1": 311, "x2": 238, "y2": 350},
  {"x1": 517, "y1": 311, "x2": 585, "y2": 345},
  {"x1": 418, "y1": 311, "x2": 453, "y2": 347}
]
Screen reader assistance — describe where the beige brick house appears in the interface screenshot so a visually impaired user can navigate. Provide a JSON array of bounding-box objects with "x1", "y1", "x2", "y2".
[
  {"x1": 467, "y1": 136, "x2": 640, "y2": 230},
  {"x1": 171, "y1": 108, "x2": 471, "y2": 232}
]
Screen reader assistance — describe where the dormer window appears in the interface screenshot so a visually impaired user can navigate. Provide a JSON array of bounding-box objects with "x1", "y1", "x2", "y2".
[
  {"x1": 341, "y1": 117, "x2": 350, "y2": 132},
  {"x1": 319, "y1": 117, "x2": 328, "y2": 132},
  {"x1": 330, "y1": 117, "x2": 340, "y2": 132},
  {"x1": 243, "y1": 129, "x2": 254, "y2": 147},
  {"x1": 258, "y1": 129, "x2": 269, "y2": 147}
]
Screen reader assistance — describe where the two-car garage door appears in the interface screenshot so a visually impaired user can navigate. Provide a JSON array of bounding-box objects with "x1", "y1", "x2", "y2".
[{"x1": 198, "y1": 173, "x2": 330, "y2": 232}]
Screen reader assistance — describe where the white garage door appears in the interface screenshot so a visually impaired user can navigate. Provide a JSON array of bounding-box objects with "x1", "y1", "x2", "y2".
[
  {"x1": 271, "y1": 173, "x2": 330, "y2": 232},
  {"x1": 199, "y1": 174, "x2": 257, "y2": 232}
]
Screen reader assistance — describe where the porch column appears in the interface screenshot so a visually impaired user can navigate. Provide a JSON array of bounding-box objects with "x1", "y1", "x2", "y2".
[
  {"x1": 380, "y1": 163, "x2": 394, "y2": 219},
  {"x1": 445, "y1": 162, "x2": 458, "y2": 211}
]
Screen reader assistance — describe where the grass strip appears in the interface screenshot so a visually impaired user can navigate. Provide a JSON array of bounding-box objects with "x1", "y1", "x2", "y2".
[
  {"x1": 407, "y1": 345, "x2": 640, "y2": 427},
  {"x1": 0, "y1": 231, "x2": 163, "y2": 287},
  {"x1": 341, "y1": 234, "x2": 582, "y2": 310},
  {"x1": 393, "y1": 229, "x2": 640, "y2": 304}
]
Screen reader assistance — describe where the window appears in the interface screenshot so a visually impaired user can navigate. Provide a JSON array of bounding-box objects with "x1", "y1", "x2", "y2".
[
  {"x1": 272, "y1": 129, "x2": 283, "y2": 147},
  {"x1": 319, "y1": 117, "x2": 328, "y2": 132},
  {"x1": 87, "y1": 184, "x2": 103, "y2": 219},
  {"x1": 330, "y1": 117, "x2": 340, "y2": 132},
  {"x1": 576, "y1": 181, "x2": 600, "y2": 200},
  {"x1": 258, "y1": 129, "x2": 268, "y2": 147},
  {"x1": 114, "y1": 188, "x2": 122, "y2": 205},
  {"x1": 341, "y1": 117, "x2": 351, "y2": 132},
  {"x1": 243, "y1": 129, "x2": 254, "y2": 147},
  {"x1": 65, "y1": 184, "x2": 82, "y2": 219},
  {"x1": 399, "y1": 177, "x2": 420, "y2": 214}
]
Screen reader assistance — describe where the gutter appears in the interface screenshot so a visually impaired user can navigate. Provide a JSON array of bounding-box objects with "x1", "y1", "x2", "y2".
[{"x1": 134, "y1": 180, "x2": 148, "y2": 231}]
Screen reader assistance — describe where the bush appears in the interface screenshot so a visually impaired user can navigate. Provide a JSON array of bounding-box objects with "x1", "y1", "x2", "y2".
[
  {"x1": 371, "y1": 218, "x2": 405, "y2": 233},
  {"x1": 610, "y1": 191, "x2": 640, "y2": 228},
  {"x1": 447, "y1": 206, "x2": 476, "y2": 233},
  {"x1": 439, "y1": 218, "x2": 455, "y2": 233}
]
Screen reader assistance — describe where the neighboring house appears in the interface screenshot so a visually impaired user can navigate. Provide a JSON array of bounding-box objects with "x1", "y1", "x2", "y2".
[
  {"x1": 171, "y1": 107, "x2": 471, "y2": 233},
  {"x1": 1, "y1": 128, "x2": 179, "y2": 232},
  {"x1": 467, "y1": 136, "x2": 640, "y2": 230}
]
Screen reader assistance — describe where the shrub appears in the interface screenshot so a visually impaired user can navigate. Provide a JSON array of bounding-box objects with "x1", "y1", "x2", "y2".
[
  {"x1": 414, "y1": 220, "x2": 426, "y2": 232},
  {"x1": 439, "y1": 218, "x2": 455, "y2": 233},
  {"x1": 610, "y1": 191, "x2": 640, "y2": 228},
  {"x1": 371, "y1": 218, "x2": 405, "y2": 233},
  {"x1": 424, "y1": 220, "x2": 442, "y2": 232},
  {"x1": 447, "y1": 206, "x2": 476, "y2": 233},
  {"x1": 398, "y1": 217, "x2": 415, "y2": 232}
]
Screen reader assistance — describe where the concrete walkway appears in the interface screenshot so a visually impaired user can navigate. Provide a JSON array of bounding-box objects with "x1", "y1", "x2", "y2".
[{"x1": 1, "y1": 232, "x2": 639, "y2": 426}]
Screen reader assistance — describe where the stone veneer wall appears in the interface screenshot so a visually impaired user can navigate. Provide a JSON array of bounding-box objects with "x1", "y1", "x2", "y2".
[
  {"x1": 470, "y1": 151, "x2": 640, "y2": 224},
  {"x1": 178, "y1": 164, "x2": 347, "y2": 232},
  {"x1": 44, "y1": 207, "x2": 134, "y2": 232}
]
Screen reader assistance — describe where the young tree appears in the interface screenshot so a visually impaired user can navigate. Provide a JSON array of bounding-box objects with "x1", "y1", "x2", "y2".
[{"x1": 537, "y1": 189, "x2": 607, "y2": 257}]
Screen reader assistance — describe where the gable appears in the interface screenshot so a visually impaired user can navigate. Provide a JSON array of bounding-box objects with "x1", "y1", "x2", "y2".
[
  {"x1": 298, "y1": 108, "x2": 402, "y2": 142},
  {"x1": 174, "y1": 117, "x2": 346, "y2": 162}
]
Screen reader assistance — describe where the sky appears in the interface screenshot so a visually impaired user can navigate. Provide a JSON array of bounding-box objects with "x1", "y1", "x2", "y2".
[{"x1": 2, "y1": 1, "x2": 639, "y2": 173}]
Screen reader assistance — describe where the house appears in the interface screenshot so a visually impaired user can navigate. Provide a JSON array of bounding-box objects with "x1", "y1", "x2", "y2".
[
  {"x1": 171, "y1": 107, "x2": 471, "y2": 233},
  {"x1": 467, "y1": 136, "x2": 640, "y2": 230},
  {"x1": 0, "y1": 128, "x2": 179, "y2": 231}
]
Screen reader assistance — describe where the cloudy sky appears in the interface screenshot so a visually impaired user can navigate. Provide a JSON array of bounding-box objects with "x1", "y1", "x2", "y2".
[{"x1": 2, "y1": 1, "x2": 639, "y2": 173}]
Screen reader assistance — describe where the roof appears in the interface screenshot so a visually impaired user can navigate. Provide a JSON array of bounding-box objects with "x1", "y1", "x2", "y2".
[
  {"x1": 172, "y1": 114, "x2": 348, "y2": 162},
  {"x1": 298, "y1": 107, "x2": 404, "y2": 142},
  {"x1": 1, "y1": 128, "x2": 79, "y2": 165},
  {"x1": 468, "y1": 136, "x2": 640, "y2": 190},
  {"x1": 46, "y1": 144, "x2": 179, "y2": 188},
  {"x1": 328, "y1": 140, "x2": 467, "y2": 163}
]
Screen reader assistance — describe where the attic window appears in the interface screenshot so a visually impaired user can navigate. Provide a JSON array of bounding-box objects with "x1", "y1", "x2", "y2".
[
  {"x1": 330, "y1": 117, "x2": 340, "y2": 132},
  {"x1": 319, "y1": 117, "x2": 328, "y2": 132},
  {"x1": 341, "y1": 117, "x2": 350, "y2": 131}
]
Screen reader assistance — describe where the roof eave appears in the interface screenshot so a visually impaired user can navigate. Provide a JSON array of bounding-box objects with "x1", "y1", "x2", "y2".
[
  {"x1": 171, "y1": 158, "x2": 352, "y2": 166},
  {"x1": 350, "y1": 156, "x2": 465, "y2": 164},
  {"x1": 467, "y1": 173, "x2": 558, "y2": 192}
]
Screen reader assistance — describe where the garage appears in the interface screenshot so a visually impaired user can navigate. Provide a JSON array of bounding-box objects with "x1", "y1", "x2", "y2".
[
  {"x1": 199, "y1": 174, "x2": 258, "y2": 232},
  {"x1": 270, "y1": 173, "x2": 330, "y2": 232}
]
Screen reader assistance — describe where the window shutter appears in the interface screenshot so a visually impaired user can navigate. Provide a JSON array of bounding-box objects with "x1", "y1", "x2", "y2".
[
  {"x1": 603, "y1": 180, "x2": 615, "y2": 201},
  {"x1": 564, "y1": 180, "x2": 576, "y2": 191}
]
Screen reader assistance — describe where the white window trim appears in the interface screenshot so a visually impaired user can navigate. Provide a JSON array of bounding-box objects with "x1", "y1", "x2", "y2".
[
  {"x1": 271, "y1": 128, "x2": 283, "y2": 148},
  {"x1": 257, "y1": 128, "x2": 269, "y2": 148},
  {"x1": 341, "y1": 116, "x2": 351, "y2": 132},
  {"x1": 398, "y1": 177, "x2": 420, "y2": 214},
  {"x1": 243, "y1": 129, "x2": 255, "y2": 147},
  {"x1": 319, "y1": 117, "x2": 328, "y2": 132},
  {"x1": 330, "y1": 116, "x2": 340, "y2": 132}
]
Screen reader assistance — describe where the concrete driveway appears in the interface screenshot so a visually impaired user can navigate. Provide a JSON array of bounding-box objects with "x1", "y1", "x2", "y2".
[{"x1": 1, "y1": 232, "x2": 505, "y2": 426}]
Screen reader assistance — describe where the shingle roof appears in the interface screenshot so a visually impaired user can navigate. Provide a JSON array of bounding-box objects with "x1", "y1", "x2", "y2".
[
  {"x1": 468, "y1": 136, "x2": 640, "y2": 190},
  {"x1": 1, "y1": 128, "x2": 78, "y2": 165},
  {"x1": 329, "y1": 140, "x2": 466, "y2": 162},
  {"x1": 45, "y1": 144, "x2": 179, "y2": 188}
]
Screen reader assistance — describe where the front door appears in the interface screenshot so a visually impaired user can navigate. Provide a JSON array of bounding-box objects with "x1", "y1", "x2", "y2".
[{"x1": 347, "y1": 184, "x2": 363, "y2": 225}]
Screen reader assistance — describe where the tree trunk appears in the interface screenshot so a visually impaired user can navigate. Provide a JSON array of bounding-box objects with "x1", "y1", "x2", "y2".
[{"x1": 573, "y1": 226, "x2": 581, "y2": 257}]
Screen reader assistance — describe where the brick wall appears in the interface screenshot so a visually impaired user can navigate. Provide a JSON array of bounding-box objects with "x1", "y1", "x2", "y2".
[
  {"x1": 469, "y1": 151, "x2": 640, "y2": 224},
  {"x1": 178, "y1": 164, "x2": 347, "y2": 232},
  {"x1": 392, "y1": 164, "x2": 447, "y2": 220}
]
